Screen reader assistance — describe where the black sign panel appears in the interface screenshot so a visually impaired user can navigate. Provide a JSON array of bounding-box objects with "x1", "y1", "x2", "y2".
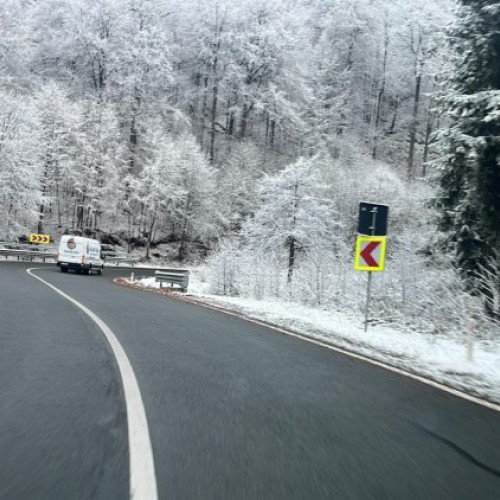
[{"x1": 358, "y1": 202, "x2": 389, "y2": 236}]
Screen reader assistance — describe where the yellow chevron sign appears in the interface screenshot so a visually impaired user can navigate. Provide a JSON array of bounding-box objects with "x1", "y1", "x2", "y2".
[
  {"x1": 29, "y1": 233, "x2": 51, "y2": 244},
  {"x1": 354, "y1": 236, "x2": 387, "y2": 272}
]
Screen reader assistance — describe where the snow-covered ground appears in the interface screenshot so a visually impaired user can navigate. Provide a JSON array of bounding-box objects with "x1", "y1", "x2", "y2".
[{"x1": 132, "y1": 270, "x2": 500, "y2": 406}]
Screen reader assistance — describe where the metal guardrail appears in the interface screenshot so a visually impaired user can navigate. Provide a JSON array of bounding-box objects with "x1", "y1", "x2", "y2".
[
  {"x1": 154, "y1": 269, "x2": 189, "y2": 292},
  {"x1": 0, "y1": 248, "x2": 55, "y2": 261},
  {"x1": 0, "y1": 243, "x2": 51, "y2": 250},
  {"x1": 0, "y1": 247, "x2": 166, "y2": 271},
  {"x1": 103, "y1": 256, "x2": 141, "y2": 266},
  {"x1": 0, "y1": 242, "x2": 23, "y2": 248}
]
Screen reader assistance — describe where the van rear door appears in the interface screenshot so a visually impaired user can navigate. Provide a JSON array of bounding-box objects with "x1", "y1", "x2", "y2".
[{"x1": 58, "y1": 237, "x2": 85, "y2": 264}]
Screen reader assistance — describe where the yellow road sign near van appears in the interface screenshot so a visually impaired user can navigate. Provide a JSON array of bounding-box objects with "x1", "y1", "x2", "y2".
[{"x1": 29, "y1": 233, "x2": 51, "y2": 244}]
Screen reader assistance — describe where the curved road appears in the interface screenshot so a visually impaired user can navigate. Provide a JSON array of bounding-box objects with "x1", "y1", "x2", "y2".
[{"x1": 1, "y1": 261, "x2": 500, "y2": 499}]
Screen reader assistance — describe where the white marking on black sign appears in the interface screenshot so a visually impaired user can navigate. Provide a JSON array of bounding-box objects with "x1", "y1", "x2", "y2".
[{"x1": 27, "y1": 268, "x2": 158, "y2": 500}]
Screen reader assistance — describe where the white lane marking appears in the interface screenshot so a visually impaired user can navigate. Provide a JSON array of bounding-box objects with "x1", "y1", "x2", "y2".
[
  {"x1": 180, "y1": 297, "x2": 500, "y2": 414},
  {"x1": 27, "y1": 268, "x2": 158, "y2": 500}
]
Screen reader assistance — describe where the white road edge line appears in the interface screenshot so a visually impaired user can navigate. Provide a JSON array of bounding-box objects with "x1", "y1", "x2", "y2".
[
  {"x1": 182, "y1": 297, "x2": 500, "y2": 414},
  {"x1": 28, "y1": 268, "x2": 158, "y2": 500}
]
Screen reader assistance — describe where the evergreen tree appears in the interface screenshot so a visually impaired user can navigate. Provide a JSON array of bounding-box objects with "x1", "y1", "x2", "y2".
[{"x1": 437, "y1": 0, "x2": 500, "y2": 317}]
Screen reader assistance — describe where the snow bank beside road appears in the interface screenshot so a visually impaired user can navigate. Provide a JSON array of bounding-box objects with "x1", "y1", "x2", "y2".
[{"x1": 131, "y1": 274, "x2": 500, "y2": 406}]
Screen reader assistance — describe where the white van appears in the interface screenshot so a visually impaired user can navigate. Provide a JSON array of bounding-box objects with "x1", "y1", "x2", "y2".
[{"x1": 56, "y1": 235, "x2": 104, "y2": 275}]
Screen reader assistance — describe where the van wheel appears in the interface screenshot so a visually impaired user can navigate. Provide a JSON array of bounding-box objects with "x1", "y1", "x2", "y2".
[
  {"x1": 83, "y1": 268, "x2": 90, "y2": 275},
  {"x1": 61, "y1": 267, "x2": 68, "y2": 273},
  {"x1": 97, "y1": 267, "x2": 103, "y2": 275}
]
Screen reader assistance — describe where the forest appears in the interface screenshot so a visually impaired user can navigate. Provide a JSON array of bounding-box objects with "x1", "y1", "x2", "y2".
[{"x1": 0, "y1": 0, "x2": 499, "y2": 333}]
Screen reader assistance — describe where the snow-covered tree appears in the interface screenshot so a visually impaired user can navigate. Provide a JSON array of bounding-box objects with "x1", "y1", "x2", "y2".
[
  {"x1": 116, "y1": 0, "x2": 174, "y2": 175},
  {"x1": 437, "y1": 0, "x2": 500, "y2": 318},
  {"x1": 130, "y1": 130, "x2": 219, "y2": 260},
  {"x1": 129, "y1": 128, "x2": 184, "y2": 259},
  {"x1": 74, "y1": 97, "x2": 126, "y2": 234},
  {"x1": 243, "y1": 156, "x2": 340, "y2": 282},
  {"x1": 169, "y1": 133, "x2": 220, "y2": 260},
  {"x1": 34, "y1": 82, "x2": 83, "y2": 234},
  {"x1": 0, "y1": 92, "x2": 40, "y2": 237}
]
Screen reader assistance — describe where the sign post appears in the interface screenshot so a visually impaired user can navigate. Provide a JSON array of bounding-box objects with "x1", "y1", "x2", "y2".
[
  {"x1": 355, "y1": 203, "x2": 389, "y2": 331},
  {"x1": 365, "y1": 272, "x2": 372, "y2": 333}
]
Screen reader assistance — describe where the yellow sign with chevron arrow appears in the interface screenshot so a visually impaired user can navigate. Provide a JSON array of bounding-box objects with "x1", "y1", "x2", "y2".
[{"x1": 29, "y1": 233, "x2": 51, "y2": 244}]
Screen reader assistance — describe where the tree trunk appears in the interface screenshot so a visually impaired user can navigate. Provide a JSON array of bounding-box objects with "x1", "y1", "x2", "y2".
[
  {"x1": 127, "y1": 211, "x2": 132, "y2": 254},
  {"x1": 228, "y1": 111, "x2": 235, "y2": 137},
  {"x1": 198, "y1": 74, "x2": 209, "y2": 147},
  {"x1": 178, "y1": 218, "x2": 188, "y2": 261},
  {"x1": 145, "y1": 210, "x2": 156, "y2": 261},
  {"x1": 407, "y1": 29, "x2": 424, "y2": 180},
  {"x1": 388, "y1": 96, "x2": 400, "y2": 135},
  {"x1": 372, "y1": 23, "x2": 389, "y2": 159},
  {"x1": 287, "y1": 182, "x2": 299, "y2": 283},
  {"x1": 37, "y1": 204, "x2": 44, "y2": 234},
  {"x1": 336, "y1": 27, "x2": 358, "y2": 139},
  {"x1": 76, "y1": 203, "x2": 84, "y2": 231},
  {"x1": 407, "y1": 73, "x2": 422, "y2": 180},
  {"x1": 128, "y1": 91, "x2": 141, "y2": 175},
  {"x1": 422, "y1": 106, "x2": 434, "y2": 176},
  {"x1": 287, "y1": 236, "x2": 296, "y2": 283},
  {"x1": 240, "y1": 103, "x2": 252, "y2": 139},
  {"x1": 85, "y1": 206, "x2": 91, "y2": 232},
  {"x1": 71, "y1": 200, "x2": 77, "y2": 230},
  {"x1": 128, "y1": 116, "x2": 138, "y2": 174},
  {"x1": 37, "y1": 161, "x2": 49, "y2": 234},
  {"x1": 209, "y1": 55, "x2": 219, "y2": 164},
  {"x1": 270, "y1": 119, "x2": 276, "y2": 148},
  {"x1": 56, "y1": 178, "x2": 62, "y2": 229}
]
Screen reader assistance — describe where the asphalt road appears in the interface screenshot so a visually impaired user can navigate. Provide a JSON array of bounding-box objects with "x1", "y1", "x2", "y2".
[{"x1": 1, "y1": 261, "x2": 500, "y2": 499}]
